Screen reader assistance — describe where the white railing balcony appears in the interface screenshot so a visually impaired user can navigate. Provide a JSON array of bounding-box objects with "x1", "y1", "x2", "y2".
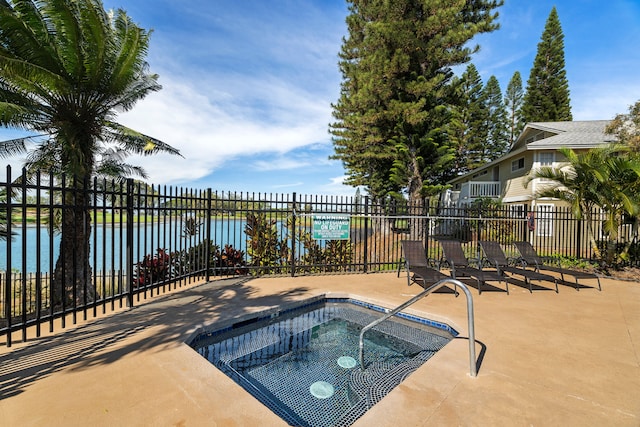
[{"x1": 459, "y1": 181, "x2": 501, "y2": 203}]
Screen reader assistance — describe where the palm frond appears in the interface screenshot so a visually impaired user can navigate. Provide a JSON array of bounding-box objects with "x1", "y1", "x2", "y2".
[
  {"x1": 0, "y1": 134, "x2": 44, "y2": 157},
  {"x1": 95, "y1": 159, "x2": 147, "y2": 181},
  {"x1": 104, "y1": 121, "x2": 182, "y2": 157}
]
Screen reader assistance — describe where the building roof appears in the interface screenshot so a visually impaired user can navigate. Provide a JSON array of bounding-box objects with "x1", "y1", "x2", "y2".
[{"x1": 516, "y1": 120, "x2": 616, "y2": 150}]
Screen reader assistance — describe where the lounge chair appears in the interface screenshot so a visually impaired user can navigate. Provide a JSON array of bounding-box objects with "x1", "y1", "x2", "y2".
[
  {"x1": 438, "y1": 239, "x2": 507, "y2": 294},
  {"x1": 399, "y1": 240, "x2": 450, "y2": 289},
  {"x1": 513, "y1": 241, "x2": 601, "y2": 291},
  {"x1": 478, "y1": 241, "x2": 558, "y2": 293}
]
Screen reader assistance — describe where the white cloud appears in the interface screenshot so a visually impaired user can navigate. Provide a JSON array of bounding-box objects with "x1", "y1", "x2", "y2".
[
  {"x1": 314, "y1": 175, "x2": 357, "y2": 197},
  {"x1": 571, "y1": 82, "x2": 640, "y2": 121},
  {"x1": 119, "y1": 70, "x2": 334, "y2": 184},
  {"x1": 252, "y1": 158, "x2": 311, "y2": 172},
  {"x1": 272, "y1": 181, "x2": 304, "y2": 189}
]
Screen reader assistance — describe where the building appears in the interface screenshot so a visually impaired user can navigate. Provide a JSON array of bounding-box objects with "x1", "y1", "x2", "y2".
[
  {"x1": 443, "y1": 120, "x2": 615, "y2": 213},
  {"x1": 437, "y1": 120, "x2": 618, "y2": 253}
]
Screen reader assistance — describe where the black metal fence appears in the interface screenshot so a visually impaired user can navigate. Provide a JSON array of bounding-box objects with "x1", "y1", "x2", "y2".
[{"x1": 1, "y1": 166, "x2": 638, "y2": 345}]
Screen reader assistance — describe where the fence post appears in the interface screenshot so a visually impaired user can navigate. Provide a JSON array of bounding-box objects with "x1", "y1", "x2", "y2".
[
  {"x1": 126, "y1": 179, "x2": 134, "y2": 308},
  {"x1": 424, "y1": 198, "x2": 430, "y2": 257},
  {"x1": 290, "y1": 192, "x2": 297, "y2": 277},
  {"x1": 205, "y1": 188, "x2": 212, "y2": 282},
  {"x1": 4, "y1": 165, "x2": 12, "y2": 347},
  {"x1": 523, "y1": 205, "x2": 529, "y2": 242},
  {"x1": 576, "y1": 209, "x2": 582, "y2": 259},
  {"x1": 363, "y1": 196, "x2": 369, "y2": 273},
  {"x1": 20, "y1": 168, "x2": 28, "y2": 340}
]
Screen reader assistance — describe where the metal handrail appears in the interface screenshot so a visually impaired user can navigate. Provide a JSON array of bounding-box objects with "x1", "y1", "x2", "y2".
[{"x1": 358, "y1": 278, "x2": 477, "y2": 377}]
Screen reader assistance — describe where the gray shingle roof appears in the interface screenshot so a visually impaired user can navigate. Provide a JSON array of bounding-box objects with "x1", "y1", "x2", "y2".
[{"x1": 522, "y1": 120, "x2": 616, "y2": 150}]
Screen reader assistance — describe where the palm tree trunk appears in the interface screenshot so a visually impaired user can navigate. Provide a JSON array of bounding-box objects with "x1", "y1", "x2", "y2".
[
  {"x1": 583, "y1": 210, "x2": 602, "y2": 261},
  {"x1": 52, "y1": 184, "x2": 96, "y2": 307}
]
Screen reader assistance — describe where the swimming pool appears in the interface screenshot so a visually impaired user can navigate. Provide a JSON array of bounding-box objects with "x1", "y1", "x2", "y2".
[{"x1": 189, "y1": 296, "x2": 456, "y2": 427}]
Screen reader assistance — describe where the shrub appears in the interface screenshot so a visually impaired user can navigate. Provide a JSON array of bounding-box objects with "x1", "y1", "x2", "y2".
[
  {"x1": 134, "y1": 248, "x2": 176, "y2": 287},
  {"x1": 215, "y1": 244, "x2": 248, "y2": 275},
  {"x1": 245, "y1": 212, "x2": 289, "y2": 274},
  {"x1": 297, "y1": 228, "x2": 353, "y2": 273},
  {"x1": 179, "y1": 239, "x2": 218, "y2": 275}
]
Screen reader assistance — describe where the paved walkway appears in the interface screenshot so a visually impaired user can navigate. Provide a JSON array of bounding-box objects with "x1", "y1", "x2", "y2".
[{"x1": 0, "y1": 273, "x2": 638, "y2": 426}]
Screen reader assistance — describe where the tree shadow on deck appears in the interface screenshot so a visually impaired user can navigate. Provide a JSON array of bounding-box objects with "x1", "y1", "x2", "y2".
[{"x1": 0, "y1": 277, "x2": 311, "y2": 399}]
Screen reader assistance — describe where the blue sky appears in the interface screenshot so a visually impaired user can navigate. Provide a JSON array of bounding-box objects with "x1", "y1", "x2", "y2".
[{"x1": 3, "y1": 0, "x2": 640, "y2": 195}]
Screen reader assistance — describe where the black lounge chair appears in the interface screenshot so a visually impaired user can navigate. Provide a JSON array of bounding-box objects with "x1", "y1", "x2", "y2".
[
  {"x1": 513, "y1": 241, "x2": 601, "y2": 291},
  {"x1": 438, "y1": 239, "x2": 507, "y2": 294},
  {"x1": 478, "y1": 241, "x2": 558, "y2": 293},
  {"x1": 399, "y1": 240, "x2": 450, "y2": 289}
]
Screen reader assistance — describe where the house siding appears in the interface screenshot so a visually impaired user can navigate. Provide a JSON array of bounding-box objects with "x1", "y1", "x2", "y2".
[{"x1": 500, "y1": 152, "x2": 534, "y2": 203}]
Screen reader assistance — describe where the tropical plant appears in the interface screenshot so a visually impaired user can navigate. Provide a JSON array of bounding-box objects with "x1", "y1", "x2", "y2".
[
  {"x1": 216, "y1": 244, "x2": 248, "y2": 275},
  {"x1": 183, "y1": 216, "x2": 203, "y2": 237},
  {"x1": 134, "y1": 249, "x2": 175, "y2": 288},
  {"x1": 0, "y1": 1, "x2": 181, "y2": 305},
  {"x1": 606, "y1": 100, "x2": 640, "y2": 262},
  {"x1": 296, "y1": 227, "x2": 353, "y2": 273},
  {"x1": 177, "y1": 239, "x2": 217, "y2": 276},
  {"x1": 245, "y1": 212, "x2": 289, "y2": 274}
]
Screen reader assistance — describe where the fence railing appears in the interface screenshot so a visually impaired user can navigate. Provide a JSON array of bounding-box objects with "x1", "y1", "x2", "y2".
[{"x1": 1, "y1": 166, "x2": 638, "y2": 345}]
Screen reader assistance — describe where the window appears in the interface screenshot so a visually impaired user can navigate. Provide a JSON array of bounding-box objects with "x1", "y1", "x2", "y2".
[
  {"x1": 538, "y1": 152, "x2": 554, "y2": 166},
  {"x1": 511, "y1": 157, "x2": 525, "y2": 172}
]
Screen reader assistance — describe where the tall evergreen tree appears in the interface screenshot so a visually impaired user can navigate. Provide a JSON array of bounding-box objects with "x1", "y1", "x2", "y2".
[
  {"x1": 449, "y1": 64, "x2": 487, "y2": 175},
  {"x1": 330, "y1": 0, "x2": 503, "y2": 203},
  {"x1": 483, "y1": 75, "x2": 509, "y2": 161},
  {"x1": 504, "y1": 71, "x2": 524, "y2": 145},
  {"x1": 521, "y1": 7, "x2": 572, "y2": 123}
]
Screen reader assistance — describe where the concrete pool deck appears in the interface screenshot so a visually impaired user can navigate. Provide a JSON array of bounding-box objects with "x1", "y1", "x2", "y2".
[{"x1": 0, "y1": 272, "x2": 639, "y2": 426}]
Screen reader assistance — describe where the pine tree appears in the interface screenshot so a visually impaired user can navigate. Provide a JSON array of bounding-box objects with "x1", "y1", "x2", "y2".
[
  {"x1": 504, "y1": 71, "x2": 524, "y2": 145},
  {"x1": 521, "y1": 7, "x2": 572, "y2": 123},
  {"x1": 330, "y1": 0, "x2": 503, "y2": 202},
  {"x1": 449, "y1": 64, "x2": 487, "y2": 175},
  {"x1": 483, "y1": 76, "x2": 509, "y2": 160}
]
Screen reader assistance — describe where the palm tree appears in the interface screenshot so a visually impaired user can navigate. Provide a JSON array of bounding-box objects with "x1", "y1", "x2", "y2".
[
  {"x1": 525, "y1": 145, "x2": 640, "y2": 264},
  {"x1": 0, "y1": 0, "x2": 181, "y2": 305},
  {"x1": 596, "y1": 151, "x2": 640, "y2": 263}
]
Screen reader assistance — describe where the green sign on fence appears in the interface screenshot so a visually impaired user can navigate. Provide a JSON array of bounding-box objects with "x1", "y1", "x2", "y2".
[{"x1": 312, "y1": 214, "x2": 350, "y2": 240}]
